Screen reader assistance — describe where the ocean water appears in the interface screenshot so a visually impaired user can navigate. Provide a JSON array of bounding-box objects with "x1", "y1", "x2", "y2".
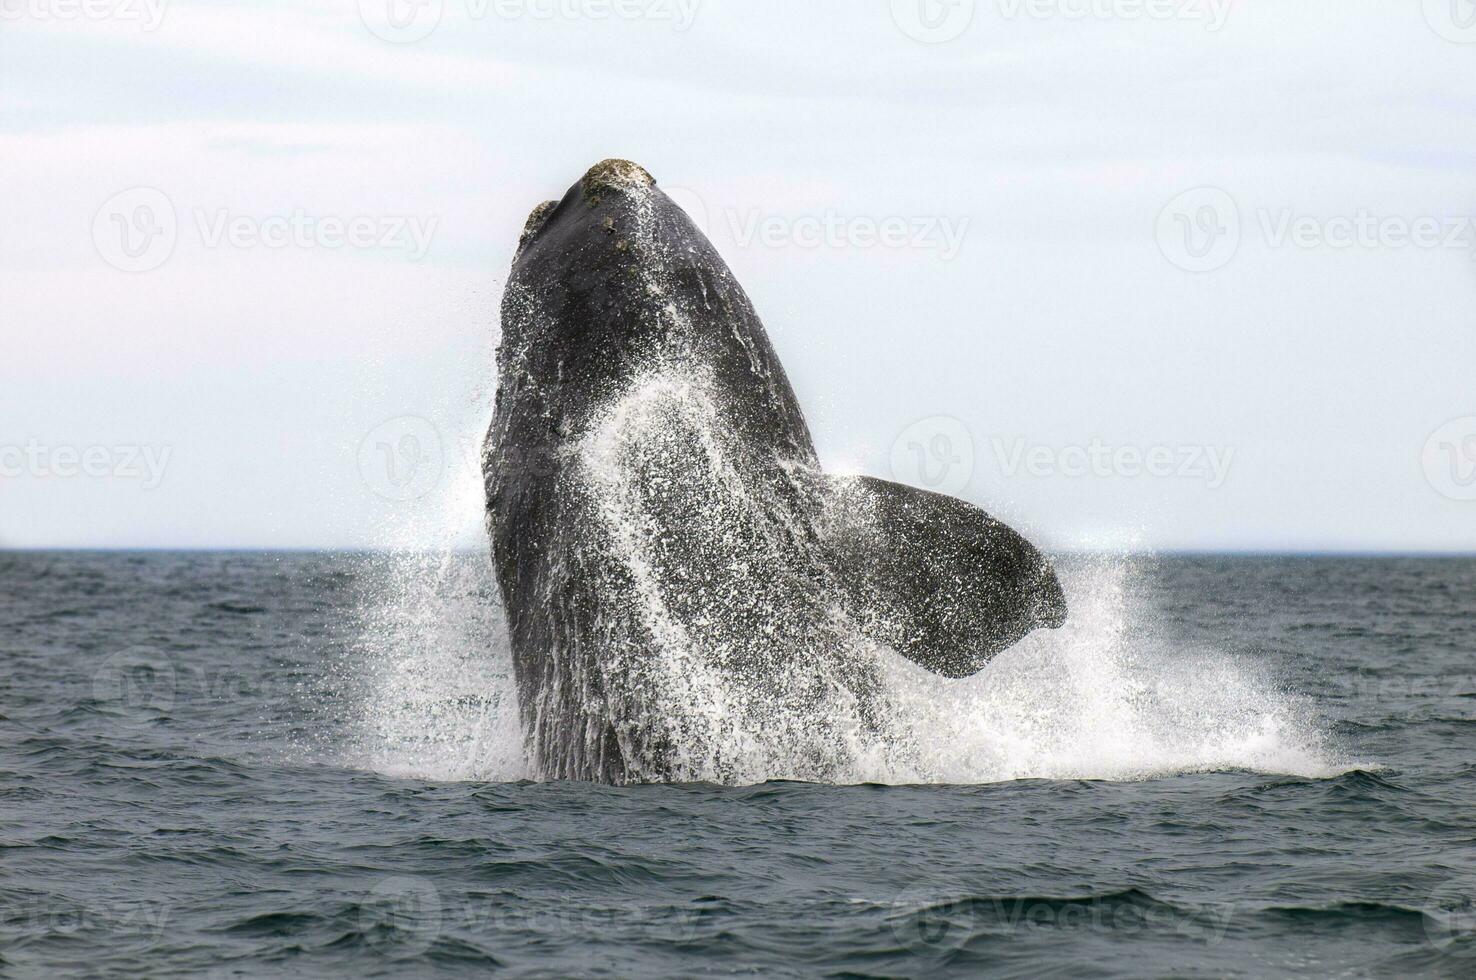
[{"x1": 2, "y1": 550, "x2": 1473, "y2": 977}]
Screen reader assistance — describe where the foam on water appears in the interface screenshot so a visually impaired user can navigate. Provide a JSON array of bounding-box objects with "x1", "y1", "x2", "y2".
[
  {"x1": 878, "y1": 557, "x2": 1347, "y2": 782},
  {"x1": 342, "y1": 547, "x2": 529, "y2": 781},
  {"x1": 344, "y1": 507, "x2": 1350, "y2": 785},
  {"x1": 337, "y1": 418, "x2": 532, "y2": 782}
]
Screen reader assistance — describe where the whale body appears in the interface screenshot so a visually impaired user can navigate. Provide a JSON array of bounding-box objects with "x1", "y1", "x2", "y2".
[{"x1": 484, "y1": 160, "x2": 1065, "y2": 783}]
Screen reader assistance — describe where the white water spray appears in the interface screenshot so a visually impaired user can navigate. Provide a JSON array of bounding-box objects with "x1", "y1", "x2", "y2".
[{"x1": 344, "y1": 439, "x2": 1349, "y2": 784}]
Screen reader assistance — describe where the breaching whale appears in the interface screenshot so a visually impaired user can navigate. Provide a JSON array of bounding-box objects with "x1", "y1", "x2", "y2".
[{"x1": 484, "y1": 160, "x2": 1066, "y2": 783}]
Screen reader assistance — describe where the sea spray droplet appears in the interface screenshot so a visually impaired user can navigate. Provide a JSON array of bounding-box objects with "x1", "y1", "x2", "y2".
[
  {"x1": 343, "y1": 548, "x2": 1348, "y2": 784},
  {"x1": 878, "y1": 556, "x2": 1347, "y2": 783}
]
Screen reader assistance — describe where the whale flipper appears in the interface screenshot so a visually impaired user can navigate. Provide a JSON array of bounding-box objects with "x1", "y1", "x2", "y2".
[{"x1": 820, "y1": 475, "x2": 1067, "y2": 678}]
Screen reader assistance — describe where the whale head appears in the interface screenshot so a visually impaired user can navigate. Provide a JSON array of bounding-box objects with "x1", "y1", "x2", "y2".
[{"x1": 498, "y1": 159, "x2": 820, "y2": 472}]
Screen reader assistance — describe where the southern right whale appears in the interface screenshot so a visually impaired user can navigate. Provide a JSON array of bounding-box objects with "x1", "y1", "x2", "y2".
[{"x1": 484, "y1": 159, "x2": 1066, "y2": 783}]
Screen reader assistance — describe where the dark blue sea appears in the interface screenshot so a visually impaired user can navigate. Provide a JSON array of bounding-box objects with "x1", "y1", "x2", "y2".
[{"x1": 2, "y1": 551, "x2": 1473, "y2": 977}]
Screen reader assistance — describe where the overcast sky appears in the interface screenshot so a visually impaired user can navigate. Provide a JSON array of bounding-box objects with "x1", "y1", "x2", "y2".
[{"x1": 3, "y1": 0, "x2": 1474, "y2": 551}]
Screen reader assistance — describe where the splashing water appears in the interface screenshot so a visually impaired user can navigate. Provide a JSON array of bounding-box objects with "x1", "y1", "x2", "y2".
[
  {"x1": 567, "y1": 368, "x2": 906, "y2": 783},
  {"x1": 879, "y1": 556, "x2": 1344, "y2": 782},
  {"x1": 342, "y1": 548, "x2": 528, "y2": 781},
  {"x1": 337, "y1": 408, "x2": 531, "y2": 781},
  {"x1": 343, "y1": 509, "x2": 1347, "y2": 784}
]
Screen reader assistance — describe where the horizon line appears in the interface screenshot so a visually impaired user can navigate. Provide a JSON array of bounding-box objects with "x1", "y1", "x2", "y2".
[{"x1": 3, "y1": 547, "x2": 1474, "y2": 559}]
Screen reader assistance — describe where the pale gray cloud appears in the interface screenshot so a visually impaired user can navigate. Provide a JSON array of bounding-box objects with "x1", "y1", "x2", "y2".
[{"x1": 2, "y1": 0, "x2": 1473, "y2": 550}]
